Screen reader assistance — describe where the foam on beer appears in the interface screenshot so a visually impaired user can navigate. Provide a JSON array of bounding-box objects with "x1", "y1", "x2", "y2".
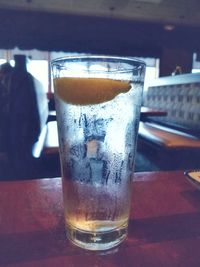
[{"x1": 54, "y1": 77, "x2": 131, "y2": 105}]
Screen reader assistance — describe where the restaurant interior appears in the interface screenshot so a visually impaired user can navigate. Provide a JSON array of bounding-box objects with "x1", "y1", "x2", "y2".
[
  {"x1": 2, "y1": 1, "x2": 200, "y2": 266},
  {"x1": 0, "y1": 0, "x2": 200, "y2": 181}
]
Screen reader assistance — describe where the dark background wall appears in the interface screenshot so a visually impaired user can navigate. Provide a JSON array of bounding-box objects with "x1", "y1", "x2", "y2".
[{"x1": 0, "y1": 8, "x2": 199, "y2": 76}]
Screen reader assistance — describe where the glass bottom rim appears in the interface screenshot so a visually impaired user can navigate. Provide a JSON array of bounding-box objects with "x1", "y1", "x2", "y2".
[{"x1": 66, "y1": 222, "x2": 128, "y2": 251}]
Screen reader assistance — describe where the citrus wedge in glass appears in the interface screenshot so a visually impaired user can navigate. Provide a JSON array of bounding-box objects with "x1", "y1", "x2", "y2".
[{"x1": 54, "y1": 77, "x2": 131, "y2": 105}]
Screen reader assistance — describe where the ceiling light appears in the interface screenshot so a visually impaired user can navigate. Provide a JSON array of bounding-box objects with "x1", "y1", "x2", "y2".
[{"x1": 164, "y1": 24, "x2": 175, "y2": 31}]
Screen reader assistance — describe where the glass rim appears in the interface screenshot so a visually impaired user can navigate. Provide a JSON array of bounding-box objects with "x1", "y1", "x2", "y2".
[{"x1": 51, "y1": 55, "x2": 146, "y2": 68}]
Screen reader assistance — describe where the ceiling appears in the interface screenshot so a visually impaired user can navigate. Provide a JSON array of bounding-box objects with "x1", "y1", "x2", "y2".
[
  {"x1": 0, "y1": 0, "x2": 200, "y2": 57},
  {"x1": 0, "y1": 0, "x2": 200, "y2": 27}
]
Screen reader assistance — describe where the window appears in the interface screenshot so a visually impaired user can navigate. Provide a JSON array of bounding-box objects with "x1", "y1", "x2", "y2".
[
  {"x1": 0, "y1": 59, "x2": 6, "y2": 65},
  {"x1": 136, "y1": 57, "x2": 160, "y2": 91},
  {"x1": 27, "y1": 60, "x2": 49, "y2": 92},
  {"x1": 192, "y1": 53, "x2": 200, "y2": 73},
  {"x1": 0, "y1": 47, "x2": 159, "y2": 94}
]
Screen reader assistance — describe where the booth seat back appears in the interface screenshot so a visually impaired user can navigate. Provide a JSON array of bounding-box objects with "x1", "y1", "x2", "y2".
[{"x1": 143, "y1": 73, "x2": 200, "y2": 132}]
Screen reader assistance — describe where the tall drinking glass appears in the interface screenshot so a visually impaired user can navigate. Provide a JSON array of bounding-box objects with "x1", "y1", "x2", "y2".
[{"x1": 51, "y1": 56, "x2": 145, "y2": 250}]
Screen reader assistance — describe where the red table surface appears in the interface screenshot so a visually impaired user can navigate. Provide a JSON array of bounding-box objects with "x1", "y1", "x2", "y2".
[{"x1": 1, "y1": 170, "x2": 200, "y2": 267}]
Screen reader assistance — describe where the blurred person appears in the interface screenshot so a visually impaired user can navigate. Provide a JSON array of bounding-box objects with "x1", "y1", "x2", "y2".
[{"x1": 7, "y1": 55, "x2": 41, "y2": 178}]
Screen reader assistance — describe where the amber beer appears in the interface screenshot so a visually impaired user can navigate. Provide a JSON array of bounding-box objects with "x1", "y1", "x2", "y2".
[{"x1": 51, "y1": 56, "x2": 145, "y2": 250}]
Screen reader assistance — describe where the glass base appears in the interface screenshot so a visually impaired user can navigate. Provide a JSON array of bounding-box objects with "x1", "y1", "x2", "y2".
[{"x1": 66, "y1": 223, "x2": 128, "y2": 251}]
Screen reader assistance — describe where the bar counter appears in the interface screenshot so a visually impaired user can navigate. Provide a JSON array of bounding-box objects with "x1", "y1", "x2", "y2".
[{"x1": 1, "y1": 170, "x2": 200, "y2": 266}]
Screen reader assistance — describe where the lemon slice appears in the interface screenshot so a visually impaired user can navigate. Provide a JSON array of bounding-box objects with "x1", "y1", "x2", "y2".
[{"x1": 54, "y1": 77, "x2": 131, "y2": 105}]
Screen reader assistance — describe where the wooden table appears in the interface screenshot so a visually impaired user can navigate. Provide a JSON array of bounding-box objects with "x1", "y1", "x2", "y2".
[
  {"x1": 140, "y1": 106, "x2": 167, "y2": 121},
  {"x1": 1, "y1": 171, "x2": 200, "y2": 267}
]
